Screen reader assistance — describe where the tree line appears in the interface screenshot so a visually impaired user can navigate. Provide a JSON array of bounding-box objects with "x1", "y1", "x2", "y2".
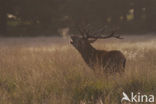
[{"x1": 0, "y1": 0, "x2": 156, "y2": 36}]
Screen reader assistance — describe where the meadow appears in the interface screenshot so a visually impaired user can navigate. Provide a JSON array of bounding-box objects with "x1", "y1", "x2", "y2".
[{"x1": 0, "y1": 35, "x2": 156, "y2": 104}]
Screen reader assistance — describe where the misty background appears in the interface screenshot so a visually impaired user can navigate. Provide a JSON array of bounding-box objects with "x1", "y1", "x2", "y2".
[{"x1": 0, "y1": 0, "x2": 156, "y2": 37}]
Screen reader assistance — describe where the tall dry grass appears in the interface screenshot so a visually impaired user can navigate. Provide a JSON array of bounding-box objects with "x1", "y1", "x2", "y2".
[{"x1": 0, "y1": 36, "x2": 156, "y2": 104}]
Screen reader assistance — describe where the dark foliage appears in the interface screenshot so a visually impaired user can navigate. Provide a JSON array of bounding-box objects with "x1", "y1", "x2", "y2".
[{"x1": 0, "y1": 0, "x2": 156, "y2": 36}]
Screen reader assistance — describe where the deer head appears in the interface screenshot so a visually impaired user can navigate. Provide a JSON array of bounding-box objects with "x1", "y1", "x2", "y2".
[{"x1": 70, "y1": 35, "x2": 96, "y2": 49}]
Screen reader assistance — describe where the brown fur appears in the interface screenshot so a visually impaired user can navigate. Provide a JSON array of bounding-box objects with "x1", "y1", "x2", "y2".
[{"x1": 71, "y1": 36, "x2": 126, "y2": 73}]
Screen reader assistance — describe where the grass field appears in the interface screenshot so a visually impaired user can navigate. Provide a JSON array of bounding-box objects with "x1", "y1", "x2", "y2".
[{"x1": 0, "y1": 35, "x2": 156, "y2": 104}]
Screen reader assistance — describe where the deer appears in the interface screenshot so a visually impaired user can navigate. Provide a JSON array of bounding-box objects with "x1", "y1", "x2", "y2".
[{"x1": 70, "y1": 24, "x2": 126, "y2": 74}]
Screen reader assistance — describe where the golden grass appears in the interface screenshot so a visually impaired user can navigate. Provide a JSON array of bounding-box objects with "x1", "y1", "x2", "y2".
[{"x1": 0, "y1": 36, "x2": 156, "y2": 104}]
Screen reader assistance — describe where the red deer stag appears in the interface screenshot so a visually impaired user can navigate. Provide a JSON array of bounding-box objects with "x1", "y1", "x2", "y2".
[{"x1": 70, "y1": 27, "x2": 126, "y2": 73}]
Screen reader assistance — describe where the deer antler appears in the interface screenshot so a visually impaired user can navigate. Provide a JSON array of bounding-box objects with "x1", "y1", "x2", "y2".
[
  {"x1": 84, "y1": 31, "x2": 123, "y2": 43},
  {"x1": 74, "y1": 23, "x2": 123, "y2": 43},
  {"x1": 87, "y1": 31, "x2": 123, "y2": 39}
]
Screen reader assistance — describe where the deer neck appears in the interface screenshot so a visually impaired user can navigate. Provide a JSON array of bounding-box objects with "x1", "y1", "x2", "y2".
[{"x1": 77, "y1": 44, "x2": 96, "y2": 66}]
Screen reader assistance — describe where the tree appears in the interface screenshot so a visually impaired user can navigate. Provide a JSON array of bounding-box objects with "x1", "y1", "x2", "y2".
[
  {"x1": 0, "y1": 0, "x2": 19, "y2": 35},
  {"x1": 0, "y1": 0, "x2": 8, "y2": 34}
]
